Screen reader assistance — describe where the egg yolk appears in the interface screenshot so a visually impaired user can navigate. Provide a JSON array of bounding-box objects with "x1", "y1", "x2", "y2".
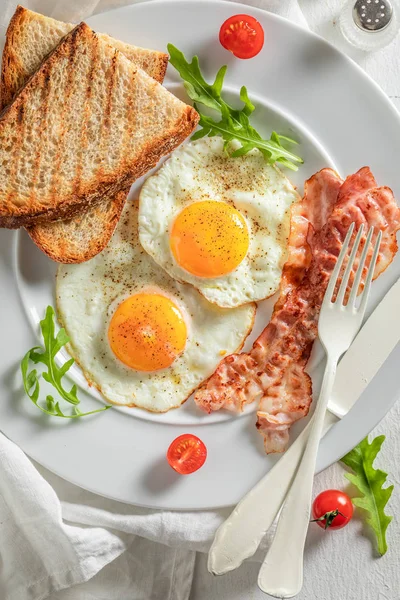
[
  {"x1": 108, "y1": 293, "x2": 187, "y2": 372},
  {"x1": 170, "y1": 200, "x2": 249, "y2": 278}
]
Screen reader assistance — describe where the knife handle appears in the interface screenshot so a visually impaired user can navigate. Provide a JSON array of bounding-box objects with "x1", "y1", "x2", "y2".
[
  {"x1": 208, "y1": 412, "x2": 338, "y2": 576},
  {"x1": 258, "y1": 357, "x2": 338, "y2": 597},
  {"x1": 208, "y1": 420, "x2": 312, "y2": 575}
]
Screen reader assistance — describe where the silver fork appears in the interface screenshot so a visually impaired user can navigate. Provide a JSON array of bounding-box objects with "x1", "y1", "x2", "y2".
[{"x1": 257, "y1": 222, "x2": 382, "y2": 598}]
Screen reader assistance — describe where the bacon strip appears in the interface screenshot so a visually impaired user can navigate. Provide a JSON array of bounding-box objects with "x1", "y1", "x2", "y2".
[
  {"x1": 194, "y1": 167, "x2": 400, "y2": 454},
  {"x1": 275, "y1": 168, "x2": 343, "y2": 310},
  {"x1": 194, "y1": 169, "x2": 343, "y2": 414}
]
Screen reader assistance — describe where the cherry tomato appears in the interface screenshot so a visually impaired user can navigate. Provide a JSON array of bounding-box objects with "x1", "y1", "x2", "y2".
[
  {"x1": 312, "y1": 489, "x2": 353, "y2": 530},
  {"x1": 219, "y1": 14, "x2": 264, "y2": 59},
  {"x1": 167, "y1": 434, "x2": 207, "y2": 475}
]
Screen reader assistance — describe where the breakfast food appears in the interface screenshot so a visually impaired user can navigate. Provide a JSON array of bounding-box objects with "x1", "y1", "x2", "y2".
[
  {"x1": 0, "y1": 6, "x2": 168, "y2": 109},
  {"x1": 195, "y1": 167, "x2": 400, "y2": 453},
  {"x1": 56, "y1": 201, "x2": 256, "y2": 412},
  {"x1": 312, "y1": 490, "x2": 353, "y2": 530},
  {"x1": 28, "y1": 189, "x2": 130, "y2": 263},
  {"x1": 167, "y1": 434, "x2": 207, "y2": 474},
  {"x1": 168, "y1": 44, "x2": 303, "y2": 171},
  {"x1": 219, "y1": 14, "x2": 265, "y2": 59},
  {"x1": 0, "y1": 6, "x2": 170, "y2": 263},
  {"x1": 21, "y1": 305, "x2": 111, "y2": 418},
  {"x1": 6, "y1": 2, "x2": 398, "y2": 476},
  {"x1": 139, "y1": 137, "x2": 300, "y2": 308},
  {"x1": 0, "y1": 22, "x2": 198, "y2": 229}
]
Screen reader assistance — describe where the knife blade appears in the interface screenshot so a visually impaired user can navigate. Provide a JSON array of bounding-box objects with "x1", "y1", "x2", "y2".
[
  {"x1": 329, "y1": 276, "x2": 400, "y2": 417},
  {"x1": 208, "y1": 276, "x2": 400, "y2": 576}
]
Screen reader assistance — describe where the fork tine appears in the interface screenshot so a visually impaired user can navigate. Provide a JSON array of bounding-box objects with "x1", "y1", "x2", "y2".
[
  {"x1": 348, "y1": 226, "x2": 374, "y2": 307},
  {"x1": 358, "y1": 230, "x2": 382, "y2": 314},
  {"x1": 336, "y1": 224, "x2": 364, "y2": 305},
  {"x1": 323, "y1": 222, "x2": 355, "y2": 305}
]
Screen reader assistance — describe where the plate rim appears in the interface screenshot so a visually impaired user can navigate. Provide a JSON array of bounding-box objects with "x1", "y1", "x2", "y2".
[
  {"x1": 0, "y1": 0, "x2": 399, "y2": 510},
  {"x1": 101, "y1": 0, "x2": 400, "y2": 125},
  {"x1": 90, "y1": 0, "x2": 400, "y2": 472}
]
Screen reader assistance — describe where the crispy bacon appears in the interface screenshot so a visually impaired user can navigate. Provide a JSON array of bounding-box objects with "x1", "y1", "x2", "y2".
[
  {"x1": 194, "y1": 169, "x2": 343, "y2": 415},
  {"x1": 194, "y1": 167, "x2": 400, "y2": 454},
  {"x1": 275, "y1": 168, "x2": 343, "y2": 310}
]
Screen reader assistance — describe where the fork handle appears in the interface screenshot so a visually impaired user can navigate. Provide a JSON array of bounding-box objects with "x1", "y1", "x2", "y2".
[
  {"x1": 208, "y1": 411, "x2": 339, "y2": 575},
  {"x1": 208, "y1": 421, "x2": 311, "y2": 575},
  {"x1": 258, "y1": 356, "x2": 338, "y2": 598}
]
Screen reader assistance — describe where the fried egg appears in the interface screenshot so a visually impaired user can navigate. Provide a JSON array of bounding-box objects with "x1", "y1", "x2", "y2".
[
  {"x1": 56, "y1": 201, "x2": 255, "y2": 412},
  {"x1": 138, "y1": 137, "x2": 300, "y2": 308}
]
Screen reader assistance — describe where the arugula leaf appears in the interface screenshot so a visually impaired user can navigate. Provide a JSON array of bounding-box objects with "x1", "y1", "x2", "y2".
[
  {"x1": 21, "y1": 306, "x2": 110, "y2": 418},
  {"x1": 167, "y1": 44, "x2": 303, "y2": 170},
  {"x1": 168, "y1": 44, "x2": 227, "y2": 112},
  {"x1": 196, "y1": 110, "x2": 302, "y2": 170},
  {"x1": 29, "y1": 306, "x2": 79, "y2": 404},
  {"x1": 341, "y1": 435, "x2": 393, "y2": 555}
]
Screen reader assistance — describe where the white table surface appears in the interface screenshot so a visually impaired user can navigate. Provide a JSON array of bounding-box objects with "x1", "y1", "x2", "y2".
[
  {"x1": 199, "y1": 4, "x2": 400, "y2": 597},
  {"x1": 0, "y1": 1, "x2": 399, "y2": 598},
  {"x1": 47, "y1": 404, "x2": 399, "y2": 600},
  {"x1": 189, "y1": 4, "x2": 400, "y2": 597},
  {"x1": 189, "y1": 407, "x2": 400, "y2": 600},
  {"x1": 52, "y1": 5, "x2": 400, "y2": 597}
]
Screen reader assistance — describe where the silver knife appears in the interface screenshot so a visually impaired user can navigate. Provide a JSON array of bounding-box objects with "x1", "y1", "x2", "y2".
[{"x1": 208, "y1": 276, "x2": 400, "y2": 576}]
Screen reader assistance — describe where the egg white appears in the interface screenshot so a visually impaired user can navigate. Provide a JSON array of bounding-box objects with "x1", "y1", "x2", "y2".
[
  {"x1": 138, "y1": 137, "x2": 301, "y2": 308},
  {"x1": 56, "y1": 201, "x2": 255, "y2": 412}
]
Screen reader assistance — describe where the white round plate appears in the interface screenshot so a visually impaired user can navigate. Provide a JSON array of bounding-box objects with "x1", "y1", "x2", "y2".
[{"x1": 1, "y1": 0, "x2": 399, "y2": 510}]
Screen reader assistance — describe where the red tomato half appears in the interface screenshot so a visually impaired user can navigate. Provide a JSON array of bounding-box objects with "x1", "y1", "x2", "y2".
[
  {"x1": 167, "y1": 434, "x2": 207, "y2": 475},
  {"x1": 312, "y1": 489, "x2": 353, "y2": 530},
  {"x1": 219, "y1": 14, "x2": 264, "y2": 59}
]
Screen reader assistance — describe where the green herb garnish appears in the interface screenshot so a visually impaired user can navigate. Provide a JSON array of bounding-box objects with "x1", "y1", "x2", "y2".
[
  {"x1": 341, "y1": 435, "x2": 393, "y2": 555},
  {"x1": 167, "y1": 44, "x2": 303, "y2": 171},
  {"x1": 21, "y1": 306, "x2": 111, "y2": 418}
]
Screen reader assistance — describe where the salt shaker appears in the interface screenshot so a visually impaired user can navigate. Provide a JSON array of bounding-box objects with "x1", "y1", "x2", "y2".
[{"x1": 339, "y1": 0, "x2": 399, "y2": 51}]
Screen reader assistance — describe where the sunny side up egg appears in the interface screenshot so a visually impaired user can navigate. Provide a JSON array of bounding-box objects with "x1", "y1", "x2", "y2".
[
  {"x1": 138, "y1": 137, "x2": 301, "y2": 308},
  {"x1": 56, "y1": 201, "x2": 255, "y2": 412}
]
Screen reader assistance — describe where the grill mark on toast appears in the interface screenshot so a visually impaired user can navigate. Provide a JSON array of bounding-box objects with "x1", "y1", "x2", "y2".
[
  {"x1": 0, "y1": 107, "x2": 198, "y2": 229},
  {"x1": 28, "y1": 189, "x2": 129, "y2": 263},
  {"x1": 104, "y1": 52, "x2": 118, "y2": 127},
  {"x1": 0, "y1": 21, "x2": 198, "y2": 229},
  {"x1": 48, "y1": 30, "x2": 78, "y2": 201},
  {"x1": 121, "y1": 65, "x2": 138, "y2": 173},
  {"x1": 95, "y1": 50, "x2": 118, "y2": 180},
  {"x1": 73, "y1": 34, "x2": 99, "y2": 196},
  {"x1": 29, "y1": 70, "x2": 52, "y2": 200},
  {"x1": 5, "y1": 104, "x2": 25, "y2": 207}
]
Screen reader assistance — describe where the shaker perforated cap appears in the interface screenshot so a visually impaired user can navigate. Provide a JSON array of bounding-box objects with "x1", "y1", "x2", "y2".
[{"x1": 353, "y1": 0, "x2": 393, "y2": 31}]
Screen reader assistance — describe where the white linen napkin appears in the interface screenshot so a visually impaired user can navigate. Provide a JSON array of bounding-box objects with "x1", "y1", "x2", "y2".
[{"x1": 0, "y1": 1, "x2": 398, "y2": 600}]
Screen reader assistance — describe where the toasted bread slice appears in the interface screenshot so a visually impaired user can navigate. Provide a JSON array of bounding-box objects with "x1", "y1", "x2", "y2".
[
  {"x1": 0, "y1": 22, "x2": 199, "y2": 229},
  {"x1": 0, "y1": 6, "x2": 168, "y2": 109},
  {"x1": 1, "y1": 7, "x2": 168, "y2": 262},
  {"x1": 27, "y1": 189, "x2": 129, "y2": 263},
  {"x1": 27, "y1": 192, "x2": 127, "y2": 264}
]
